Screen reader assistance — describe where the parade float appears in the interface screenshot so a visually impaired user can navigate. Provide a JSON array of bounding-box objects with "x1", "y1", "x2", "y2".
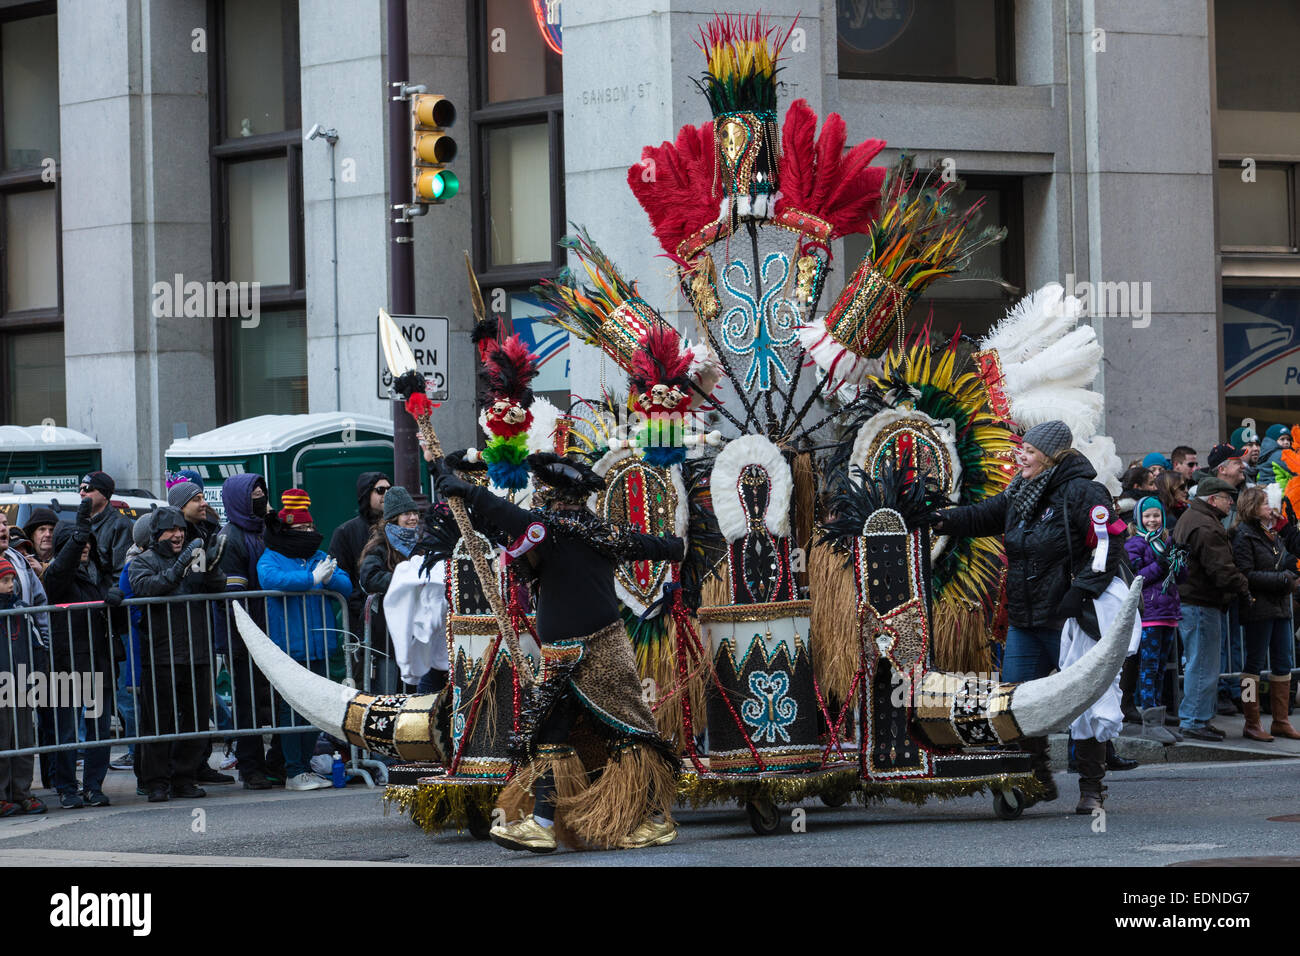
[{"x1": 234, "y1": 12, "x2": 1137, "y2": 841}]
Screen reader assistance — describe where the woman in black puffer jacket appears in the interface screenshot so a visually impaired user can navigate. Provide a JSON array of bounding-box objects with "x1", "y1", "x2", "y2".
[
  {"x1": 358, "y1": 486, "x2": 447, "y2": 694},
  {"x1": 936, "y1": 420, "x2": 1126, "y2": 813},
  {"x1": 1229, "y1": 486, "x2": 1300, "y2": 742}
]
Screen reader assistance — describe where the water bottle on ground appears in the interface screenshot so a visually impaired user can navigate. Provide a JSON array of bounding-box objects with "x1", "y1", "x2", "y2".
[{"x1": 331, "y1": 752, "x2": 346, "y2": 788}]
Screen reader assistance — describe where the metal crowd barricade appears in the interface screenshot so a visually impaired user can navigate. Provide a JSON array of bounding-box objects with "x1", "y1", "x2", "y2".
[
  {"x1": 1215, "y1": 605, "x2": 1300, "y2": 685},
  {"x1": 0, "y1": 588, "x2": 386, "y2": 789}
]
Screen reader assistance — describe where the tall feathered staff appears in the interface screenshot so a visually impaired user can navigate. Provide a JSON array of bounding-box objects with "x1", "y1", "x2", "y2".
[{"x1": 378, "y1": 254, "x2": 531, "y2": 688}]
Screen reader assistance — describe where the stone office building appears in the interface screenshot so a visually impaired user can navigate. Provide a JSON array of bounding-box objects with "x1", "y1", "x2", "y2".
[{"x1": 0, "y1": 0, "x2": 1294, "y2": 490}]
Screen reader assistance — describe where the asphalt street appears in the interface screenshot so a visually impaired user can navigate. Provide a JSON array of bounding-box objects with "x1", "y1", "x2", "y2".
[{"x1": 3, "y1": 756, "x2": 1298, "y2": 866}]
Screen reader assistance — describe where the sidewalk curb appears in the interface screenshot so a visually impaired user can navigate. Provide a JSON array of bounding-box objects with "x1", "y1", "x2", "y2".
[{"x1": 1047, "y1": 732, "x2": 1300, "y2": 766}]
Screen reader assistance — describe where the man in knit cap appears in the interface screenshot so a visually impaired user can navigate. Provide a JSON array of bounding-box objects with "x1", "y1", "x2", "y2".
[
  {"x1": 1230, "y1": 425, "x2": 1261, "y2": 476},
  {"x1": 1172, "y1": 476, "x2": 1251, "y2": 740},
  {"x1": 168, "y1": 480, "x2": 219, "y2": 544},
  {"x1": 166, "y1": 479, "x2": 234, "y2": 785},
  {"x1": 21, "y1": 505, "x2": 58, "y2": 575},
  {"x1": 79, "y1": 471, "x2": 133, "y2": 578},
  {"x1": 129, "y1": 506, "x2": 227, "y2": 801}
]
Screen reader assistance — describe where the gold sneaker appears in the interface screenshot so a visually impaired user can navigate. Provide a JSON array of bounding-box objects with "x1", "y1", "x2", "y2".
[
  {"x1": 489, "y1": 814, "x2": 558, "y2": 853},
  {"x1": 618, "y1": 818, "x2": 678, "y2": 849}
]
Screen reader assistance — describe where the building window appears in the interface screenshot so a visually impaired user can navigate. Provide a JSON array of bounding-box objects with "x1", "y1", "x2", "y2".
[
  {"x1": 837, "y1": 0, "x2": 1014, "y2": 85},
  {"x1": 229, "y1": 307, "x2": 308, "y2": 417},
  {"x1": 1216, "y1": 0, "x2": 1300, "y2": 114},
  {"x1": 210, "y1": 0, "x2": 305, "y2": 422},
  {"x1": 471, "y1": 0, "x2": 568, "y2": 407},
  {"x1": 842, "y1": 178, "x2": 1024, "y2": 342},
  {"x1": 0, "y1": 3, "x2": 61, "y2": 425},
  {"x1": 1217, "y1": 162, "x2": 1297, "y2": 253},
  {"x1": 483, "y1": 0, "x2": 561, "y2": 105}
]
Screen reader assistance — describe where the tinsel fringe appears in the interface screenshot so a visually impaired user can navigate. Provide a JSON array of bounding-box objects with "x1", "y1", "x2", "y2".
[
  {"x1": 676, "y1": 767, "x2": 860, "y2": 808},
  {"x1": 931, "y1": 597, "x2": 997, "y2": 673},
  {"x1": 557, "y1": 745, "x2": 678, "y2": 849},
  {"x1": 382, "y1": 782, "x2": 503, "y2": 834},
  {"x1": 384, "y1": 768, "x2": 1045, "y2": 834},
  {"x1": 809, "y1": 540, "x2": 859, "y2": 707},
  {"x1": 675, "y1": 769, "x2": 1043, "y2": 809}
]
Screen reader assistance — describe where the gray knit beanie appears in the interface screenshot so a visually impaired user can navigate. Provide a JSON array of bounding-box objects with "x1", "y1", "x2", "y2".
[
  {"x1": 167, "y1": 480, "x2": 203, "y2": 510},
  {"x1": 1021, "y1": 420, "x2": 1073, "y2": 459},
  {"x1": 382, "y1": 485, "x2": 419, "y2": 522},
  {"x1": 132, "y1": 512, "x2": 156, "y2": 549}
]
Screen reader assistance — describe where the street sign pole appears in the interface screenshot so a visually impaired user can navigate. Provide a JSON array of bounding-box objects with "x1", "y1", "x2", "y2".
[{"x1": 387, "y1": 0, "x2": 420, "y2": 495}]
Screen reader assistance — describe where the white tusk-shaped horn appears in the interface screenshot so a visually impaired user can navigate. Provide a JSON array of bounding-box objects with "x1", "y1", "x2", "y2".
[
  {"x1": 232, "y1": 602, "x2": 356, "y2": 741},
  {"x1": 1005, "y1": 578, "x2": 1142, "y2": 738}
]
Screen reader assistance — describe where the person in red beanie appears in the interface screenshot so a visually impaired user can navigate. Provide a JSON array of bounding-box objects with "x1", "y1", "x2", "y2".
[{"x1": 256, "y1": 489, "x2": 352, "y2": 791}]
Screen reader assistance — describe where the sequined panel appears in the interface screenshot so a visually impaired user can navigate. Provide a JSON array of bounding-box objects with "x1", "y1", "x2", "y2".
[{"x1": 599, "y1": 456, "x2": 679, "y2": 612}]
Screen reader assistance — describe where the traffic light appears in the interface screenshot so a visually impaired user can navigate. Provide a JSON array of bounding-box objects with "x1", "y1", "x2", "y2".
[{"x1": 412, "y1": 94, "x2": 458, "y2": 203}]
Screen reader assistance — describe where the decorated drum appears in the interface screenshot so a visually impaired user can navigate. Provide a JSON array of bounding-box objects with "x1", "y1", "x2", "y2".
[
  {"x1": 446, "y1": 621, "x2": 536, "y2": 778},
  {"x1": 444, "y1": 532, "x2": 538, "y2": 778},
  {"x1": 699, "y1": 601, "x2": 821, "y2": 772}
]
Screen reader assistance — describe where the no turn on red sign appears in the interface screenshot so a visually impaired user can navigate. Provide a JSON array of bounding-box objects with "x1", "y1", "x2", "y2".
[{"x1": 377, "y1": 314, "x2": 450, "y2": 401}]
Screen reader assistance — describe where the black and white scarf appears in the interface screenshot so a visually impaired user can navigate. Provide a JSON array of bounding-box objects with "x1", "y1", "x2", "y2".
[{"x1": 1006, "y1": 467, "x2": 1056, "y2": 526}]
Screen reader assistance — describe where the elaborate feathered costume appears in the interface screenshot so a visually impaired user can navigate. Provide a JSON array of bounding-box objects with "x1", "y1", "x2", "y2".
[{"x1": 975, "y1": 282, "x2": 1123, "y2": 494}]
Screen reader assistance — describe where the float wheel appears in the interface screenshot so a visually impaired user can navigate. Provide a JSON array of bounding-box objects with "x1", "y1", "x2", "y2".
[
  {"x1": 993, "y1": 788, "x2": 1025, "y2": 820},
  {"x1": 465, "y1": 803, "x2": 493, "y2": 840},
  {"x1": 746, "y1": 797, "x2": 782, "y2": 835}
]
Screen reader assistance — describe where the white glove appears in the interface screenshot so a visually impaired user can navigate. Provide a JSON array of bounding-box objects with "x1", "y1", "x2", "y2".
[{"x1": 311, "y1": 557, "x2": 336, "y2": 587}]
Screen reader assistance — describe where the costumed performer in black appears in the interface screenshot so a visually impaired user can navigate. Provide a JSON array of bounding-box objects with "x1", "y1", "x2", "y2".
[{"x1": 430, "y1": 450, "x2": 686, "y2": 853}]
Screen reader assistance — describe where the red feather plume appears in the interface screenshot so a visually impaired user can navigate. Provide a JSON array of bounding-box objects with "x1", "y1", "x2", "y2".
[
  {"x1": 629, "y1": 326, "x2": 693, "y2": 397},
  {"x1": 778, "y1": 99, "x2": 817, "y2": 214},
  {"x1": 774, "y1": 99, "x2": 887, "y2": 240},
  {"x1": 626, "y1": 122, "x2": 721, "y2": 262}
]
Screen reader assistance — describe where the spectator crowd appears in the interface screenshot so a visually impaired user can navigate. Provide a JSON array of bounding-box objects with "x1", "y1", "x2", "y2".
[{"x1": 3, "y1": 425, "x2": 1299, "y2": 818}]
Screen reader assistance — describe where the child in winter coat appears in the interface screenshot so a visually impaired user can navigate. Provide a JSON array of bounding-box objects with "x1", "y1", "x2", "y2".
[{"x1": 1124, "y1": 496, "x2": 1188, "y2": 744}]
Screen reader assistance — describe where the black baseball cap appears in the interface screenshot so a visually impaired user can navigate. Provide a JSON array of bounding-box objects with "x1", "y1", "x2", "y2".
[{"x1": 1206, "y1": 443, "x2": 1244, "y2": 470}]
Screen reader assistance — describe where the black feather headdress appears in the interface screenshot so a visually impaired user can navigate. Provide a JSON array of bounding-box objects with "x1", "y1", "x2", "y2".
[
  {"x1": 819, "y1": 457, "x2": 941, "y2": 564},
  {"x1": 417, "y1": 502, "x2": 463, "y2": 578}
]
